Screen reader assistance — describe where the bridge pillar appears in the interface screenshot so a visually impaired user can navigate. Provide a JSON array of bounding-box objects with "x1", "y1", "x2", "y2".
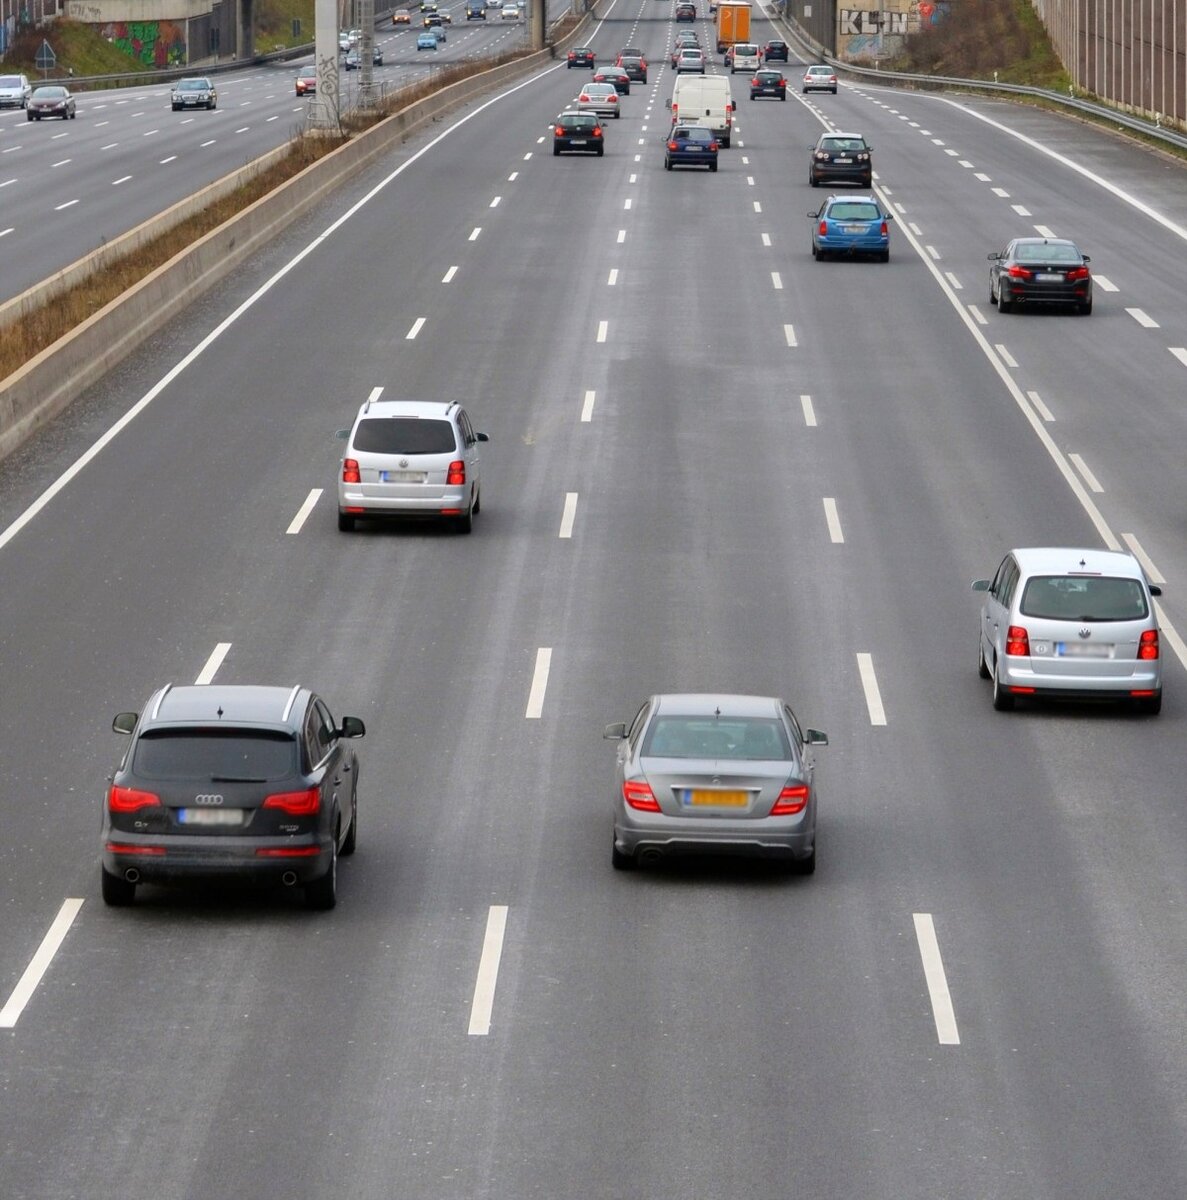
[{"x1": 236, "y1": 0, "x2": 254, "y2": 59}]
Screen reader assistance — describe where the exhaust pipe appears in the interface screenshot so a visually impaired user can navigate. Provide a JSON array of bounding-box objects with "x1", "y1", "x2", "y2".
[
  {"x1": 281, "y1": 871, "x2": 298, "y2": 887},
  {"x1": 124, "y1": 868, "x2": 140, "y2": 883},
  {"x1": 637, "y1": 847, "x2": 664, "y2": 867}
]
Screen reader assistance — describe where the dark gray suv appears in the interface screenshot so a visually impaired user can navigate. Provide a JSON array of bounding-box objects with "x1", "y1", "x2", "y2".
[{"x1": 102, "y1": 684, "x2": 365, "y2": 909}]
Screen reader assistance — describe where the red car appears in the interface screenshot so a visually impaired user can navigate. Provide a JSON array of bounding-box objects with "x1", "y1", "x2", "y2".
[{"x1": 295, "y1": 67, "x2": 317, "y2": 96}]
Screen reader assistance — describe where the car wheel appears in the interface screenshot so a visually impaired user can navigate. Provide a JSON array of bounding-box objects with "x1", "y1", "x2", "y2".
[
  {"x1": 780, "y1": 94, "x2": 786, "y2": 100},
  {"x1": 831, "y1": 86, "x2": 837, "y2": 93},
  {"x1": 456, "y1": 502, "x2": 474, "y2": 534},
  {"x1": 341, "y1": 792, "x2": 358, "y2": 856},
  {"x1": 991, "y1": 662, "x2": 1015, "y2": 711},
  {"x1": 615, "y1": 110, "x2": 620, "y2": 118},
  {"x1": 880, "y1": 249, "x2": 890, "y2": 263},
  {"x1": 1078, "y1": 297, "x2": 1093, "y2": 315},
  {"x1": 861, "y1": 175, "x2": 871, "y2": 187},
  {"x1": 611, "y1": 840, "x2": 636, "y2": 870},
  {"x1": 553, "y1": 144, "x2": 561, "y2": 155},
  {"x1": 171, "y1": 104, "x2": 179, "y2": 112},
  {"x1": 1136, "y1": 693, "x2": 1162, "y2": 716},
  {"x1": 794, "y1": 844, "x2": 816, "y2": 876},
  {"x1": 209, "y1": 101, "x2": 216, "y2": 110},
  {"x1": 812, "y1": 244, "x2": 820, "y2": 260},
  {"x1": 997, "y1": 288, "x2": 1013, "y2": 314},
  {"x1": 596, "y1": 146, "x2": 604, "y2": 156},
  {"x1": 720, "y1": 136, "x2": 729, "y2": 148},
  {"x1": 977, "y1": 637, "x2": 991, "y2": 679},
  {"x1": 101, "y1": 867, "x2": 136, "y2": 906},
  {"x1": 305, "y1": 840, "x2": 337, "y2": 910},
  {"x1": 337, "y1": 511, "x2": 356, "y2": 532},
  {"x1": 664, "y1": 157, "x2": 672, "y2": 170},
  {"x1": 26, "y1": 113, "x2": 32, "y2": 121},
  {"x1": 989, "y1": 279, "x2": 997, "y2": 305},
  {"x1": 69, "y1": 110, "x2": 76, "y2": 119},
  {"x1": 809, "y1": 175, "x2": 818, "y2": 186},
  {"x1": 710, "y1": 161, "x2": 718, "y2": 171}
]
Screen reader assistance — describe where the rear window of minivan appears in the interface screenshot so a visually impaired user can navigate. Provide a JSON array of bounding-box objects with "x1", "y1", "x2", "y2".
[
  {"x1": 353, "y1": 418, "x2": 456, "y2": 454},
  {"x1": 1020, "y1": 576, "x2": 1148, "y2": 621}
]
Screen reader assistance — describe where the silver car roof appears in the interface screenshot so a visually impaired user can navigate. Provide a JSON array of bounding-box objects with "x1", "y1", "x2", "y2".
[
  {"x1": 651, "y1": 693, "x2": 784, "y2": 718},
  {"x1": 1008, "y1": 547, "x2": 1145, "y2": 579}
]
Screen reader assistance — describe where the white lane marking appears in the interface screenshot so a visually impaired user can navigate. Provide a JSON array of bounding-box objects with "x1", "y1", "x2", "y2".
[
  {"x1": 286, "y1": 488, "x2": 323, "y2": 535},
  {"x1": 1069, "y1": 453, "x2": 1104, "y2": 493},
  {"x1": 741, "y1": 155, "x2": 749, "y2": 164},
  {"x1": 894, "y1": 201, "x2": 906, "y2": 215},
  {"x1": 489, "y1": 195, "x2": 501, "y2": 207},
  {"x1": 974, "y1": 172, "x2": 991, "y2": 181},
  {"x1": 908, "y1": 221, "x2": 922, "y2": 235},
  {"x1": 800, "y1": 395, "x2": 816, "y2": 427},
  {"x1": 1011, "y1": 204, "x2": 1031, "y2": 216},
  {"x1": 0, "y1": 900, "x2": 85, "y2": 1030},
  {"x1": 525, "y1": 647, "x2": 552, "y2": 719},
  {"x1": 1126, "y1": 307, "x2": 1158, "y2": 328},
  {"x1": 596, "y1": 320, "x2": 608, "y2": 343},
  {"x1": 111, "y1": 175, "x2": 132, "y2": 185},
  {"x1": 822, "y1": 497, "x2": 843, "y2": 543},
  {"x1": 607, "y1": 268, "x2": 618, "y2": 286},
  {"x1": 784, "y1": 324, "x2": 797, "y2": 348},
  {"x1": 629, "y1": 173, "x2": 637, "y2": 182},
  {"x1": 467, "y1": 905, "x2": 508, "y2": 1036},
  {"x1": 913, "y1": 913, "x2": 960, "y2": 1045},
  {"x1": 442, "y1": 265, "x2": 458, "y2": 283},
  {"x1": 624, "y1": 197, "x2": 632, "y2": 210},
  {"x1": 523, "y1": 151, "x2": 532, "y2": 160},
  {"x1": 771, "y1": 271, "x2": 783, "y2": 290},
  {"x1": 994, "y1": 344, "x2": 1018, "y2": 368},
  {"x1": 0, "y1": 180, "x2": 14, "y2": 189},
  {"x1": 159, "y1": 155, "x2": 177, "y2": 165},
  {"x1": 944, "y1": 272, "x2": 962, "y2": 290},
  {"x1": 366, "y1": 386, "x2": 384, "y2": 406},
  {"x1": 0, "y1": 228, "x2": 12, "y2": 238},
  {"x1": 634, "y1": 154, "x2": 641, "y2": 162},
  {"x1": 406, "y1": 317, "x2": 426, "y2": 339},
  {"x1": 54, "y1": 199, "x2": 79, "y2": 211},
  {"x1": 469, "y1": 227, "x2": 481, "y2": 241},
  {"x1": 581, "y1": 390, "x2": 596, "y2": 422},
  {"x1": 266, "y1": 115, "x2": 279, "y2": 123},
  {"x1": 1026, "y1": 390, "x2": 1055, "y2": 422},
  {"x1": 931, "y1": 137, "x2": 945, "y2": 145},
  {"x1": 926, "y1": 245, "x2": 940, "y2": 259},
  {"x1": 991, "y1": 186, "x2": 1010, "y2": 197},
  {"x1": 958, "y1": 159, "x2": 974, "y2": 168},
  {"x1": 200, "y1": 139, "x2": 215, "y2": 147},
  {"x1": 559, "y1": 492, "x2": 578, "y2": 539},
  {"x1": 2, "y1": 146, "x2": 21, "y2": 154},
  {"x1": 1171, "y1": 348, "x2": 1187, "y2": 368},
  {"x1": 1121, "y1": 533, "x2": 1164, "y2": 583},
  {"x1": 1033, "y1": 223, "x2": 1056, "y2": 238},
  {"x1": 856, "y1": 653, "x2": 886, "y2": 726},
  {"x1": 234, "y1": 127, "x2": 249, "y2": 134},
  {"x1": 943, "y1": 148, "x2": 958, "y2": 157},
  {"x1": 746, "y1": 175, "x2": 755, "y2": 186},
  {"x1": 195, "y1": 642, "x2": 232, "y2": 685},
  {"x1": 1154, "y1": 600, "x2": 1187, "y2": 667},
  {"x1": 51, "y1": 158, "x2": 71, "y2": 168},
  {"x1": 508, "y1": 171, "x2": 518, "y2": 181},
  {"x1": 753, "y1": 201, "x2": 762, "y2": 212},
  {"x1": 968, "y1": 306, "x2": 987, "y2": 325},
  {"x1": 761, "y1": 232, "x2": 771, "y2": 246},
  {"x1": 616, "y1": 229, "x2": 626, "y2": 243}
]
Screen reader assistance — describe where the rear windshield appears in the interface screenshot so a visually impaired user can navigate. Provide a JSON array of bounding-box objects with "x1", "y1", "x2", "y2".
[
  {"x1": 1015, "y1": 242, "x2": 1080, "y2": 263},
  {"x1": 829, "y1": 203, "x2": 879, "y2": 220},
  {"x1": 675, "y1": 128, "x2": 713, "y2": 142},
  {"x1": 353, "y1": 417, "x2": 456, "y2": 454},
  {"x1": 821, "y1": 137, "x2": 865, "y2": 151},
  {"x1": 133, "y1": 730, "x2": 298, "y2": 781},
  {"x1": 561, "y1": 115, "x2": 598, "y2": 128},
  {"x1": 643, "y1": 717, "x2": 791, "y2": 760},
  {"x1": 1020, "y1": 576, "x2": 1149, "y2": 621}
]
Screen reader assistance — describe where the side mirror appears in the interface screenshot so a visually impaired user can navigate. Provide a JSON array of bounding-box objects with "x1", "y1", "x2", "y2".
[
  {"x1": 113, "y1": 712, "x2": 138, "y2": 735},
  {"x1": 603, "y1": 722, "x2": 627, "y2": 740},
  {"x1": 883, "y1": 211, "x2": 894, "y2": 220},
  {"x1": 665, "y1": 98, "x2": 671, "y2": 109},
  {"x1": 805, "y1": 729, "x2": 828, "y2": 746},
  {"x1": 987, "y1": 252, "x2": 999, "y2": 261},
  {"x1": 335, "y1": 428, "x2": 350, "y2": 440},
  {"x1": 477, "y1": 432, "x2": 489, "y2": 442},
  {"x1": 1082, "y1": 254, "x2": 1091, "y2": 263},
  {"x1": 971, "y1": 579, "x2": 991, "y2": 592},
  {"x1": 807, "y1": 211, "x2": 818, "y2": 218},
  {"x1": 339, "y1": 716, "x2": 366, "y2": 738},
  {"x1": 1149, "y1": 584, "x2": 1162, "y2": 597}
]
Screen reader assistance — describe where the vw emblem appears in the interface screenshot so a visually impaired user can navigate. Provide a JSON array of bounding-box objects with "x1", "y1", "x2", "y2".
[
  {"x1": 1078, "y1": 628, "x2": 1092, "y2": 639},
  {"x1": 399, "y1": 458, "x2": 409, "y2": 468},
  {"x1": 193, "y1": 794, "x2": 224, "y2": 805}
]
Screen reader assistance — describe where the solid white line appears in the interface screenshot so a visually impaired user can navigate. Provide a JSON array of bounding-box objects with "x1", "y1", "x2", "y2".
[
  {"x1": 559, "y1": 492, "x2": 578, "y2": 539},
  {"x1": 913, "y1": 913, "x2": 960, "y2": 1045},
  {"x1": 195, "y1": 642, "x2": 232, "y2": 685},
  {"x1": 822, "y1": 497, "x2": 843, "y2": 543},
  {"x1": 525, "y1": 648, "x2": 552, "y2": 719},
  {"x1": 596, "y1": 320, "x2": 608, "y2": 343},
  {"x1": 467, "y1": 905, "x2": 508, "y2": 1036},
  {"x1": 1169, "y1": 348, "x2": 1187, "y2": 368},
  {"x1": 607, "y1": 268, "x2": 618, "y2": 286},
  {"x1": 1069, "y1": 453, "x2": 1104, "y2": 493},
  {"x1": 994, "y1": 343, "x2": 1018, "y2": 368},
  {"x1": 856, "y1": 653, "x2": 886, "y2": 726},
  {"x1": 489, "y1": 196, "x2": 500, "y2": 207},
  {"x1": 1094, "y1": 275, "x2": 1118, "y2": 291},
  {"x1": 469, "y1": 227, "x2": 481, "y2": 241},
  {"x1": 581, "y1": 390, "x2": 596, "y2": 422},
  {"x1": 286, "y1": 488, "x2": 323, "y2": 535},
  {"x1": 406, "y1": 317, "x2": 426, "y2": 339},
  {"x1": 783, "y1": 324, "x2": 797, "y2": 347},
  {"x1": 1121, "y1": 533, "x2": 1164, "y2": 584},
  {"x1": 944, "y1": 271, "x2": 962, "y2": 290},
  {"x1": 800, "y1": 394, "x2": 816, "y2": 427},
  {"x1": 1026, "y1": 390, "x2": 1055, "y2": 422},
  {"x1": 771, "y1": 271, "x2": 783, "y2": 290},
  {"x1": 442, "y1": 265, "x2": 458, "y2": 283},
  {"x1": 0, "y1": 900, "x2": 84, "y2": 1029},
  {"x1": 1125, "y1": 307, "x2": 1158, "y2": 328}
]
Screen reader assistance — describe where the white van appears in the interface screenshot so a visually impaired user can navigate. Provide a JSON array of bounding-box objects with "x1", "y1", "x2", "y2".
[
  {"x1": 668, "y1": 74, "x2": 735, "y2": 147},
  {"x1": 728, "y1": 43, "x2": 760, "y2": 72}
]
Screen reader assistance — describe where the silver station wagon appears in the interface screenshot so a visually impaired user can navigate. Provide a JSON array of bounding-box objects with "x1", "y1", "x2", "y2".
[{"x1": 973, "y1": 548, "x2": 1163, "y2": 714}]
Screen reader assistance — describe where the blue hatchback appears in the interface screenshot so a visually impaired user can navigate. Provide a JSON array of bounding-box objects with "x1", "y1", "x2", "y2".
[
  {"x1": 416, "y1": 30, "x2": 438, "y2": 48},
  {"x1": 809, "y1": 195, "x2": 891, "y2": 261},
  {"x1": 664, "y1": 124, "x2": 718, "y2": 172}
]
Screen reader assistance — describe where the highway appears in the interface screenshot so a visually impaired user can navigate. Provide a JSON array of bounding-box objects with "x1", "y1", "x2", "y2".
[
  {"x1": 0, "y1": 0, "x2": 541, "y2": 303},
  {"x1": 0, "y1": 0, "x2": 1185, "y2": 1196}
]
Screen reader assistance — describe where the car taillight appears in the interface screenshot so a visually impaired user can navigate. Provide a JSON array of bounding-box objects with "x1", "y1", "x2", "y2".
[
  {"x1": 818, "y1": 221, "x2": 828, "y2": 236},
  {"x1": 623, "y1": 781, "x2": 661, "y2": 812},
  {"x1": 1005, "y1": 625, "x2": 1030, "y2": 656},
  {"x1": 1007, "y1": 264, "x2": 1032, "y2": 279},
  {"x1": 342, "y1": 458, "x2": 360, "y2": 483},
  {"x1": 752, "y1": 76, "x2": 759, "y2": 84},
  {"x1": 108, "y1": 785, "x2": 161, "y2": 812},
  {"x1": 772, "y1": 785, "x2": 809, "y2": 815},
  {"x1": 880, "y1": 220, "x2": 889, "y2": 235},
  {"x1": 554, "y1": 127, "x2": 563, "y2": 136},
  {"x1": 255, "y1": 846, "x2": 321, "y2": 857},
  {"x1": 1065, "y1": 266, "x2": 1090, "y2": 281},
  {"x1": 593, "y1": 127, "x2": 603, "y2": 137},
  {"x1": 447, "y1": 460, "x2": 466, "y2": 485},
  {"x1": 1138, "y1": 629, "x2": 1159, "y2": 660},
  {"x1": 668, "y1": 140, "x2": 679, "y2": 150},
  {"x1": 709, "y1": 142, "x2": 719, "y2": 150},
  {"x1": 262, "y1": 787, "x2": 320, "y2": 815},
  {"x1": 106, "y1": 842, "x2": 165, "y2": 855}
]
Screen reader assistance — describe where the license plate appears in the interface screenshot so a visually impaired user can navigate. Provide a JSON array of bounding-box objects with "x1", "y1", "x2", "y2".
[
  {"x1": 382, "y1": 470, "x2": 426, "y2": 483},
  {"x1": 843, "y1": 224, "x2": 867, "y2": 233},
  {"x1": 570, "y1": 138, "x2": 587, "y2": 145},
  {"x1": 1036, "y1": 272, "x2": 1062, "y2": 282},
  {"x1": 1055, "y1": 642, "x2": 1111, "y2": 658},
  {"x1": 681, "y1": 789, "x2": 748, "y2": 808},
  {"x1": 685, "y1": 145, "x2": 702, "y2": 151},
  {"x1": 179, "y1": 808, "x2": 245, "y2": 826},
  {"x1": 835, "y1": 157, "x2": 852, "y2": 163}
]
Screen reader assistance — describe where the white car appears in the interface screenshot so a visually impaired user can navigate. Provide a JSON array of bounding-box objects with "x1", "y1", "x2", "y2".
[
  {"x1": 501, "y1": 3, "x2": 520, "y2": 17},
  {"x1": 576, "y1": 82, "x2": 620, "y2": 118},
  {"x1": 0, "y1": 73, "x2": 32, "y2": 108}
]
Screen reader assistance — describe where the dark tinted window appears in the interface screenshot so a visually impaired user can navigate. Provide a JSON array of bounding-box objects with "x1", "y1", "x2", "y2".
[
  {"x1": 353, "y1": 417, "x2": 457, "y2": 454},
  {"x1": 675, "y1": 128, "x2": 713, "y2": 143},
  {"x1": 133, "y1": 730, "x2": 298, "y2": 781},
  {"x1": 829, "y1": 203, "x2": 879, "y2": 220},
  {"x1": 643, "y1": 717, "x2": 791, "y2": 760},
  {"x1": 1021, "y1": 576, "x2": 1149, "y2": 621}
]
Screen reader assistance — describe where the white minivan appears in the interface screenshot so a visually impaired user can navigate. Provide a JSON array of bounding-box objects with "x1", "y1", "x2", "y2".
[
  {"x1": 728, "y1": 43, "x2": 760, "y2": 73},
  {"x1": 668, "y1": 74, "x2": 735, "y2": 147}
]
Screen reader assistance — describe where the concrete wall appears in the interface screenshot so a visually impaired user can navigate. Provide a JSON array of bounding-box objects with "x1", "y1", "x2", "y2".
[{"x1": 65, "y1": 0, "x2": 210, "y2": 20}]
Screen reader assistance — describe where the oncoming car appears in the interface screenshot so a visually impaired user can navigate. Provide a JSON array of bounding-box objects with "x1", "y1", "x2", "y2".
[
  {"x1": 605, "y1": 693, "x2": 828, "y2": 872},
  {"x1": 500, "y1": 2, "x2": 520, "y2": 17},
  {"x1": 393, "y1": 7, "x2": 412, "y2": 21},
  {"x1": 809, "y1": 195, "x2": 891, "y2": 261},
  {"x1": 972, "y1": 548, "x2": 1163, "y2": 713},
  {"x1": 416, "y1": 29, "x2": 439, "y2": 48},
  {"x1": 295, "y1": 66, "x2": 317, "y2": 95},
  {"x1": 27, "y1": 85, "x2": 76, "y2": 120},
  {"x1": 988, "y1": 237, "x2": 1093, "y2": 315},
  {"x1": 170, "y1": 77, "x2": 217, "y2": 110},
  {"x1": 102, "y1": 684, "x2": 366, "y2": 909}
]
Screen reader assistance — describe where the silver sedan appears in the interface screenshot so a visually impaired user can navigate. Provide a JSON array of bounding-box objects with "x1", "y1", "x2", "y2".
[{"x1": 604, "y1": 693, "x2": 827, "y2": 872}]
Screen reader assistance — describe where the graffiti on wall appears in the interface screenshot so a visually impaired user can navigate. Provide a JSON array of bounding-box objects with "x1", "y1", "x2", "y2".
[
  {"x1": 100, "y1": 20, "x2": 187, "y2": 67},
  {"x1": 838, "y1": 1, "x2": 949, "y2": 60}
]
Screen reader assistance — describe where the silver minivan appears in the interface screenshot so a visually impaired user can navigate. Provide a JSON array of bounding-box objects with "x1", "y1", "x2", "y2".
[
  {"x1": 972, "y1": 548, "x2": 1163, "y2": 713},
  {"x1": 337, "y1": 399, "x2": 487, "y2": 533}
]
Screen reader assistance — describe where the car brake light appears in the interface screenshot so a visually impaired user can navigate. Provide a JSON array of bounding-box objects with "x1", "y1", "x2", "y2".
[
  {"x1": 623, "y1": 781, "x2": 661, "y2": 811},
  {"x1": 818, "y1": 221, "x2": 828, "y2": 236},
  {"x1": 771, "y1": 785, "x2": 809, "y2": 815},
  {"x1": 593, "y1": 127, "x2": 603, "y2": 137},
  {"x1": 106, "y1": 842, "x2": 166, "y2": 855},
  {"x1": 1138, "y1": 629, "x2": 1159, "y2": 660},
  {"x1": 447, "y1": 460, "x2": 466, "y2": 485},
  {"x1": 1005, "y1": 625, "x2": 1030, "y2": 656},
  {"x1": 709, "y1": 142, "x2": 718, "y2": 150},
  {"x1": 1007, "y1": 264, "x2": 1032, "y2": 279},
  {"x1": 262, "y1": 787, "x2": 320, "y2": 815},
  {"x1": 342, "y1": 458, "x2": 361, "y2": 483},
  {"x1": 880, "y1": 220, "x2": 889, "y2": 235},
  {"x1": 108, "y1": 785, "x2": 161, "y2": 812},
  {"x1": 255, "y1": 846, "x2": 322, "y2": 857},
  {"x1": 668, "y1": 140, "x2": 678, "y2": 150},
  {"x1": 1065, "y1": 266, "x2": 1090, "y2": 281},
  {"x1": 555, "y1": 127, "x2": 563, "y2": 136}
]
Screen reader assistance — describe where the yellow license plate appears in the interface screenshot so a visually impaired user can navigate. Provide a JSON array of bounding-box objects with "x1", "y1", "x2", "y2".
[{"x1": 686, "y1": 790, "x2": 748, "y2": 807}]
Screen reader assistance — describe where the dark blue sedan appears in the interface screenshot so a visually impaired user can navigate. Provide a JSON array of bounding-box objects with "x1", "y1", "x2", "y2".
[
  {"x1": 809, "y1": 195, "x2": 891, "y2": 261},
  {"x1": 664, "y1": 125, "x2": 718, "y2": 172}
]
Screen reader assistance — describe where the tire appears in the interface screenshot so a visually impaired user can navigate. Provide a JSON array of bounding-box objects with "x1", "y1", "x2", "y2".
[
  {"x1": 720, "y1": 136, "x2": 729, "y2": 148},
  {"x1": 1137, "y1": 693, "x2": 1162, "y2": 715},
  {"x1": 27, "y1": 113, "x2": 32, "y2": 121},
  {"x1": 171, "y1": 104, "x2": 179, "y2": 112},
  {"x1": 831, "y1": 87, "x2": 837, "y2": 93},
  {"x1": 341, "y1": 793, "x2": 357, "y2": 856},
  {"x1": 794, "y1": 845, "x2": 816, "y2": 876},
  {"x1": 977, "y1": 637, "x2": 991, "y2": 679},
  {"x1": 709, "y1": 162, "x2": 718, "y2": 172},
  {"x1": 861, "y1": 175, "x2": 871, "y2": 188},
  {"x1": 337, "y1": 511, "x2": 355, "y2": 532},
  {"x1": 101, "y1": 867, "x2": 136, "y2": 906},
  {"x1": 305, "y1": 841, "x2": 337, "y2": 910},
  {"x1": 810, "y1": 175, "x2": 819, "y2": 187},
  {"x1": 1079, "y1": 297, "x2": 1092, "y2": 315},
  {"x1": 812, "y1": 244, "x2": 820, "y2": 260},
  {"x1": 596, "y1": 146, "x2": 604, "y2": 156},
  {"x1": 664, "y1": 157, "x2": 672, "y2": 170},
  {"x1": 69, "y1": 111, "x2": 76, "y2": 119},
  {"x1": 997, "y1": 287, "x2": 1013, "y2": 314},
  {"x1": 989, "y1": 280, "x2": 997, "y2": 305},
  {"x1": 456, "y1": 501, "x2": 474, "y2": 533},
  {"x1": 615, "y1": 110, "x2": 620, "y2": 119},
  {"x1": 611, "y1": 840, "x2": 636, "y2": 870},
  {"x1": 553, "y1": 145, "x2": 561, "y2": 155},
  {"x1": 880, "y1": 249, "x2": 890, "y2": 263},
  {"x1": 991, "y1": 663, "x2": 1015, "y2": 711}
]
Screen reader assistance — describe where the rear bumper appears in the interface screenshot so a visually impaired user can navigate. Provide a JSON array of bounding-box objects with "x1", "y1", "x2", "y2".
[
  {"x1": 1000, "y1": 281, "x2": 1091, "y2": 306},
  {"x1": 1001, "y1": 660, "x2": 1161, "y2": 696},
  {"x1": 615, "y1": 806, "x2": 813, "y2": 858},
  {"x1": 103, "y1": 833, "x2": 332, "y2": 885}
]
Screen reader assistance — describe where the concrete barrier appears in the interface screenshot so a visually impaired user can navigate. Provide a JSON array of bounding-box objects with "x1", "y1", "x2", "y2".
[{"x1": 0, "y1": 14, "x2": 597, "y2": 464}]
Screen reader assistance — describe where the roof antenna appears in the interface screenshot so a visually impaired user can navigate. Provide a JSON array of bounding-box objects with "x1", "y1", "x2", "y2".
[
  {"x1": 217, "y1": 706, "x2": 224, "y2": 718},
  {"x1": 714, "y1": 706, "x2": 721, "y2": 719}
]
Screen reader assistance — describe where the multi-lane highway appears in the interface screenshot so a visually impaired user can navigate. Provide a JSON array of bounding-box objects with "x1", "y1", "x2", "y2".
[
  {"x1": 0, "y1": 1, "x2": 539, "y2": 301},
  {"x1": 1, "y1": 0, "x2": 1185, "y2": 1196}
]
